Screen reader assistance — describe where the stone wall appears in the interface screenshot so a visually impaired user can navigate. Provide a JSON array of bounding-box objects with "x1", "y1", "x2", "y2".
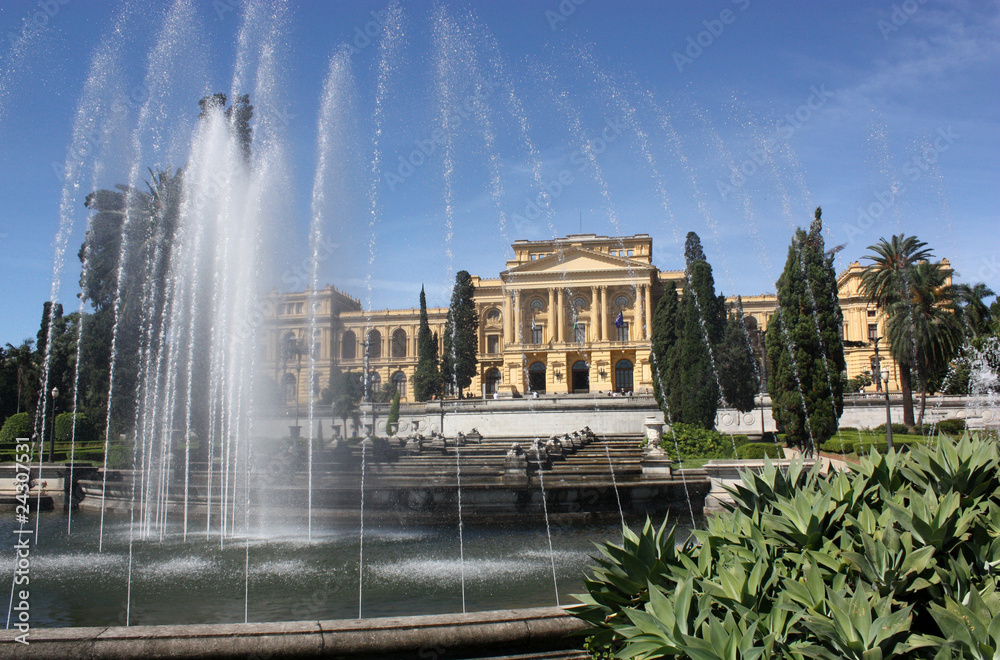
[{"x1": 258, "y1": 395, "x2": 998, "y2": 440}]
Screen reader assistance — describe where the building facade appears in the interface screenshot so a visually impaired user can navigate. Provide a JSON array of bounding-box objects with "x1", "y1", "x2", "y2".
[{"x1": 263, "y1": 234, "x2": 937, "y2": 405}]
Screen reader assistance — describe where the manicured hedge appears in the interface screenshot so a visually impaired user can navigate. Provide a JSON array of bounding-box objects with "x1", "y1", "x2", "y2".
[
  {"x1": 0, "y1": 412, "x2": 33, "y2": 445},
  {"x1": 734, "y1": 442, "x2": 781, "y2": 459},
  {"x1": 54, "y1": 412, "x2": 99, "y2": 444}
]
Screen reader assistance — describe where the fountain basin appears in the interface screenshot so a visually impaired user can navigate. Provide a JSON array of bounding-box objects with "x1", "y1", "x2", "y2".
[{"x1": 0, "y1": 606, "x2": 587, "y2": 660}]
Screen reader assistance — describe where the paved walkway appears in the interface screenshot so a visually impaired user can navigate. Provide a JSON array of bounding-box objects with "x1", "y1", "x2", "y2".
[{"x1": 782, "y1": 446, "x2": 852, "y2": 473}]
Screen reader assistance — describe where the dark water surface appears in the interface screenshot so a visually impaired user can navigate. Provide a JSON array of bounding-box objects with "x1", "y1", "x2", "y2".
[{"x1": 3, "y1": 510, "x2": 696, "y2": 627}]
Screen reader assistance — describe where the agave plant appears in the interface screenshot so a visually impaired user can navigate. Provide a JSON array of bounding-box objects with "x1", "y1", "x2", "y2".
[{"x1": 573, "y1": 433, "x2": 1000, "y2": 660}]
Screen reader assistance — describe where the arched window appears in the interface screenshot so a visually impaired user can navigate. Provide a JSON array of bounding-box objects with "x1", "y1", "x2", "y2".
[
  {"x1": 391, "y1": 329, "x2": 407, "y2": 358},
  {"x1": 528, "y1": 361, "x2": 546, "y2": 393},
  {"x1": 615, "y1": 359, "x2": 634, "y2": 393},
  {"x1": 392, "y1": 371, "x2": 407, "y2": 398},
  {"x1": 282, "y1": 373, "x2": 297, "y2": 402},
  {"x1": 484, "y1": 368, "x2": 501, "y2": 396},
  {"x1": 615, "y1": 295, "x2": 630, "y2": 309},
  {"x1": 341, "y1": 330, "x2": 356, "y2": 360},
  {"x1": 366, "y1": 329, "x2": 382, "y2": 359}
]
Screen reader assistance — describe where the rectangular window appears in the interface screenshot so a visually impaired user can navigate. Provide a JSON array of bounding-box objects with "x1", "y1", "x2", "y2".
[
  {"x1": 487, "y1": 334, "x2": 500, "y2": 354},
  {"x1": 868, "y1": 323, "x2": 878, "y2": 342},
  {"x1": 617, "y1": 322, "x2": 629, "y2": 342},
  {"x1": 575, "y1": 324, "x2": 586, "y2": 344},
  {"x1": 867, "y1": 309, "x2": 877, "y2": 317},
  {"x1": 531, "y1": 327, "x2": 543, "y2": 344}
]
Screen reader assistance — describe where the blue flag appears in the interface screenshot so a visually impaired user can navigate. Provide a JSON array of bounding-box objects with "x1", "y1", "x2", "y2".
[{"x1": 614, "y1": 311, "x2": 624, "y2": 329}]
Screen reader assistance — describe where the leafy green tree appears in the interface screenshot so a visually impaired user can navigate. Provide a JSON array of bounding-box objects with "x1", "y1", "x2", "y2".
[
  {"x1": 411, "y1": 286, "x2": 442, "y2": 401},
  {"x1": 0, "y1": 340, "x2": 39, "y2": 422},
  {"x1": 886, "y1": 260, "x2": 963, "y2": 426},
  {"x1": 954, "y1": 282, "x2": 995, "y2": 340},
  {"x1": 766, "y1": 208, "x2": 845, "y2": 454},
  {"x1": 0, "y1": 412, "x2": 33, "y2": 446},
  {"x1": 441, "y1": 271, "x2": 479, "y2": 397},
  {"x1": 671, "y1": 233, "x2": 726, "y2": 428},
  {"x1": 859, "y1": 234, "x2": 933, "y2": 428},
  {"x1": 386, "y1": 390, "x2": 400, "y2": 432},
  {"x1": 322, "y1": 366, "x2": 363, "y2": 438},
  {"x1": 650, "y1": 281, "x2": 680, "y2": 415},
  {"x1": 198, "y1": 93, "x2": 253, "y2": 163},
  {"x1": 717, "y1": 297, "x2": 759, "y2": 412},
  {"x1": 54, "y1": 412, "x2": 98, "y2": 446},
  {"x1": 79, "y1": 168, "x2": 184, "y2": 432}
]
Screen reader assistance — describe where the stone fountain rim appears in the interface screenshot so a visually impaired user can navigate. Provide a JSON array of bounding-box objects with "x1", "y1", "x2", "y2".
[{"x1": 0, "y1": 605, "x2": 586, "y2": 659}]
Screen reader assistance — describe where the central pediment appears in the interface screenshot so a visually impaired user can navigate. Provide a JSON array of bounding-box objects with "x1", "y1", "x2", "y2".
[{"x1": 504, "y1": 246, "x2": 653, "y2": 277}]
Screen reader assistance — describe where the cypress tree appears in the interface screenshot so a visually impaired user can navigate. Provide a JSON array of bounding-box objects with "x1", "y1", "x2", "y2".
[
  {"x1": 766, "y1": 208, "x2": 846, "y2": 454},
  {"x1": 442, "y1": 271, "x2": 479, "y2": 397},
  {"x1": 651, "y1": 281, "x2": 680, "y2": 414},
  {"x1": 411, "y1": 286, "x2": 442, "y2": 401},
  {"x1": 675, "y1": 258, "x2": 721, "y2": 428},
  {"x1": 717, "y1": 297, "x2": 759, "y2": 412}
]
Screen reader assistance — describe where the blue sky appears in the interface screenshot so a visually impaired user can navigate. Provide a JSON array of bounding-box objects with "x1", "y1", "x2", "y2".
[{"x1": 0, "y1": 0, "x2": 997, "y2": 345}]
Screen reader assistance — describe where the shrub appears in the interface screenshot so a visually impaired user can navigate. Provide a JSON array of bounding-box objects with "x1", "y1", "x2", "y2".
[
  {"x1": 54, "y1": 412, "x2": 99, "y2": 445},
  {"x1": 874, "y1": 422, "x2": 910, "y2": 436},
  {"x1": 760, "y1": 431, "x2": 778, "y2": 444},
  {"x1": 820, "y1": 435, "x2": 854, "y2": 453},
  {"x1": 731, "y1": 434, "x2": 751, "y2": 448},
  {"x1": 572, "y1": 433, "x2": 1000, "y2": 659},
  {"x1": 838, "y1": 426, "x2": 857, "y2": 433},
  {"x1": 105, "y1": 443, "x2": 132, "y2": 469},
  {"x1": 734, "y1": 442, "x2": 781, "y2": 459},
  {"x1": 935, "y1": 418, "x2": 966, "y2": 435},
  {"x1": 0, "y1": 413, "x2": 33, "y2": 445},
  {"x1": 660, "y1": 423, "x2": 734, "y2": 459}
]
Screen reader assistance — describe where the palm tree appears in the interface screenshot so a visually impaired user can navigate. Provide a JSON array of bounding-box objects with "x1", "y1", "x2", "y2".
[
  {"x1": 860, "y1": 235, "x2": 934, "y2": 428},
  {"x1": 954, "y1": 282, "x2": 996, "y2": 340},
  {"x1": 884, "y1": 261, "x2": 963, "y2": 426}
]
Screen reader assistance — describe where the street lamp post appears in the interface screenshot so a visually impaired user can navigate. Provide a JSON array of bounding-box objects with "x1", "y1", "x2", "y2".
[
  {"x1": 49, "y1": 386, "x2": 59, "y2": 463},
  {"x1": 871, "y1": 337, "x2": 893, "y2": 451}
]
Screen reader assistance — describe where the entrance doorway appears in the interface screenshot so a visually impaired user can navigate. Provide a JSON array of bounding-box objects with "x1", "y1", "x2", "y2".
[
  {"x1": 571, "y1": 360, "x2": 590, "y2": 393},
  {"x1": 484, "y1": 368, "x2": 501, "y2": 396},
  {"x1": 615, "y1": 359, "x2": 634, "y2": 393},
  {"x1": 528, "y1": 362, "x2": 546, "y2": 393}
]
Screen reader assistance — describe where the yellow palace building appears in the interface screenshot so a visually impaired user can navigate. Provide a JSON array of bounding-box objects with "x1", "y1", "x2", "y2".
[{"x1": 262, "y1": 234, "x2": 934, "y2": 405}]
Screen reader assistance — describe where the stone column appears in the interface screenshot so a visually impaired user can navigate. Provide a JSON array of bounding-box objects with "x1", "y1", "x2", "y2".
[
  {"x1": 513, "y1": 290, "x2": 522, "y2": 344},
  {"x1": 591, "y1": 286, "x2": 601, "y2": 341},
  {"x1": 548, "y1": 288, "x2": 556, "y2": 343},
  {"x1": 638, "y1": 285, "x2": 646, "y2": 340},
  {"x1": 503, "y1": 287, "x2": 513, "y2": 344},
  {"x1": 556, "y1": 288, "x2": 564, "y2": 343},
  {"x1": 644, "y1": 284, "x2": 652, "y2": 340},
  {"x1": 600, "y1": 286, "x2": 608, "y2": 342}
]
